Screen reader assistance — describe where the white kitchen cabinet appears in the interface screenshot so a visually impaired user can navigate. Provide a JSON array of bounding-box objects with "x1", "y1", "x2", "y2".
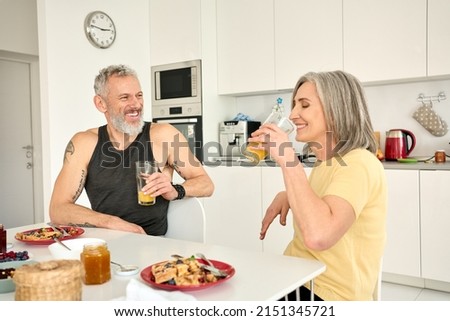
[
  {"x1": 419, "y1": 170, "x2": 450, "y2": 283},
  {"x1": 383, "y1": 169, "x2": 421, "y2": 277},
  {"x1": 216, "y1": 0, "x2": 274, "y2": 94},
  {"x1": 274, "y1": 0, "x2": 343, "y2": 91},
  {"x1": 261, "y1": 166, "x2": 312, "y2": 254},
  {"x1": 343, "y1": 0, "x2": 426, "y2": 82},
  {"x1": 150, "y1": 0, "x2": 202, "y2": 65},
  {"x1": 202, "y1": 165, "x2": 263, "y2": 252},
  {"x1": 261, "y1": 166, "x2": 292, "y2": 254},
  {"x1": 216, "y1": 0, "x2": 342, "y2": 95},
  {"x1": 428, "y1": 0, "x2": 450, "y2": 77}
]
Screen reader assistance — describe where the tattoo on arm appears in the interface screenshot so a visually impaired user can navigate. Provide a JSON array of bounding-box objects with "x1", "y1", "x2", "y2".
[
  {"x1": 69, "y1": 222, "x2": 97, "y2": 228},
  {"x1": 171, "y1": 161, "x2": 186, "y2": 180},
  {"x1": 72, "y1": 169, "x2": 86, "y2": 202},
  {"x1": 64, "y1": 140, "x2": 75, "y2": 163}
]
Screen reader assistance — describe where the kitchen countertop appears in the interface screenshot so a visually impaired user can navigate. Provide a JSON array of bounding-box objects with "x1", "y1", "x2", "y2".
[
  {"x1": 382, "y1": 160, "x2": 450, "y2": 170},
  {"x1": 204, "y1": 158, "x2": 450, "y2": 170}
]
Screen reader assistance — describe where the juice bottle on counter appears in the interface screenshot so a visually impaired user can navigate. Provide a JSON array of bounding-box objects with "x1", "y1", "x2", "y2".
[{"x1": 80, "y1": 242, "x2": 111, "y2": 285}]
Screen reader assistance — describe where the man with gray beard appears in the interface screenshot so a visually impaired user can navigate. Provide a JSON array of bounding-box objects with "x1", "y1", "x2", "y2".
[{"x1": 49, "y1": 65, "x2": 214, "y2": 235}]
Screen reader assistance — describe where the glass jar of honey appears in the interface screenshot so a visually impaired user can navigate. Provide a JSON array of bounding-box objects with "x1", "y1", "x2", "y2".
[
  {"x1": 435, "y1": 150, "x2": 446, "y2": 163},
  {"x1": 80, "y1": 242, "x2": 111, "y2": 285}
]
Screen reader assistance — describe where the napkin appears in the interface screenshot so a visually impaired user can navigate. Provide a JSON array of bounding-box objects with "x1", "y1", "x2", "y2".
[{"x1": 122, "y1": 279, "x2": 197, "y2": 301}]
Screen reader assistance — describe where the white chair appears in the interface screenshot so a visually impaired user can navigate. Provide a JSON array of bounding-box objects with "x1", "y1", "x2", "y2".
[
  {"x1": 165, "y1": 197, "x2": 206, "y2": 243},
  {"x1": 373, "y1": 257, "x2": 383, "y2": 301}
]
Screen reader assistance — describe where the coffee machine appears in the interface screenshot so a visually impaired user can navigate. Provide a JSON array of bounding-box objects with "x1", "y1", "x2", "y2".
[{"x1": 219, "y1": 120, "x2": 261, "y2": 159}]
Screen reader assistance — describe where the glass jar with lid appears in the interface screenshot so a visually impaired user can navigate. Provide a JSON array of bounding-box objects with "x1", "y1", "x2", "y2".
[
  {"x1": 80, "y1": 242, "x2": 111, "y2": 285},
  {"x1": 0, "y1": 224, "x2": 6, "y2": 255}
]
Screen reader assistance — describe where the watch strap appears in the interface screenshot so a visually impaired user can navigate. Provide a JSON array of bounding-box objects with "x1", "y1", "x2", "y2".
[{"x1": 172, "y1": 184, "x2": 186, "y2": 200}]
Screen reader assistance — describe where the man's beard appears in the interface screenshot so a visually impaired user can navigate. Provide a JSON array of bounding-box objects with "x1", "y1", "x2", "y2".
[{"x1": 110, "y1": 113, "x2": 144, "y2": 136}]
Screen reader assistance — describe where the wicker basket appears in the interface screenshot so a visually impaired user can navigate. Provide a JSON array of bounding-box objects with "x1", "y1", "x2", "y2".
[{"x1": 13, "y1": 260, "x2": 82, "y2": 301}]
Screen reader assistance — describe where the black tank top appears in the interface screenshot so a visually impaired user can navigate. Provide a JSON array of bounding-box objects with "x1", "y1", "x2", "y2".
[{"x1": 85, "y1": 122, "x2": 169, "y2": 235}]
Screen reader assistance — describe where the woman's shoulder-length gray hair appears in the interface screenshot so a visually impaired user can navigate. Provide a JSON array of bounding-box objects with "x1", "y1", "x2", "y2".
[
  {"x1": 94, "y1": 64, "x2": 138, "y2": 97},
  {"x1": 292, "y1": 70, "x2": 377, "y2": 155}
]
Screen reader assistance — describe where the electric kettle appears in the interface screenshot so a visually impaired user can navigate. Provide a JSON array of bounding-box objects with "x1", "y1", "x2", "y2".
[{"x1": 385, "y1": 129, "x2": 416, "y2": 160}]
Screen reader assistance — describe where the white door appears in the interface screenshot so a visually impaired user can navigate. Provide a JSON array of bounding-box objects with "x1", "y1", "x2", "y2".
[{"x1": 0, "y1": 59, "x2": 35, "y2": 228}]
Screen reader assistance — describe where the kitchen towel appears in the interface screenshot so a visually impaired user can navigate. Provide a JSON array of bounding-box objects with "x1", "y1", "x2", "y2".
[{"x1": 412, "y1": 103, "x2": 448, "y2": 137}]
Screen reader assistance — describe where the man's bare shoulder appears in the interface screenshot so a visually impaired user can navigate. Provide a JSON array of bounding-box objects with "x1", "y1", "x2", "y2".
[
  {"x1": 150, "y1": 122, "x2": 179, "y2": 141},
  {"x1": 71, "y1": 128, "x2": 99, "y2": 144},
  {"x1": 64, "y1": 128, "x2": 100, "y2": 163}
]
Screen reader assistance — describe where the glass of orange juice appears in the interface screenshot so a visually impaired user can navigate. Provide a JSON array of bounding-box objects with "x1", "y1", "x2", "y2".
[
  {"x1": 244, "y1": 112, "x2": 295, "y2": 163},
  {"x1": 136, "y1": 160, "x2": 158, "y2": 206}
]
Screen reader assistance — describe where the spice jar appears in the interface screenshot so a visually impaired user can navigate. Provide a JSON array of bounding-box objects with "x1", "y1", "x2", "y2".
[
  {"x1": 435, "y1": 150, "x2": 446, "y2": 163},
  {"x1": 80, "y1": 242, "x2": 111, "y2": 285}
]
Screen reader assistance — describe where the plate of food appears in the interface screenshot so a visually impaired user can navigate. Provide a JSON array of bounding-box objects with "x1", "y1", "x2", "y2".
[
  {"x1": 15, "y1": 226, "x2": 85, "y2": 245},
  {"x1": 140, "y1": 255, "x2": 235, "y2": 291},
  {"x1": 0, "y1": 260, "x2": 37, "y2": 293}
]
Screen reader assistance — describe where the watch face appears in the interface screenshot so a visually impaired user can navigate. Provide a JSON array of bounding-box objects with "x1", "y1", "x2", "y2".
[{"x1": 85, "y1": 11, "x2": 116, "y2": 49}]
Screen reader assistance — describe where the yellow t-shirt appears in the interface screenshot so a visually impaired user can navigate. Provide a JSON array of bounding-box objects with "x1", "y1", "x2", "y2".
[{"x1": 284, "y1": 148, "x2": 387, "y2": 300}]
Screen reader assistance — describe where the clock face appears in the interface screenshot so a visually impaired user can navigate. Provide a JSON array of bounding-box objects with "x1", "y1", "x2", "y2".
[{"x1": 84, "y1": 11, "x2": 116, "y2": 49}]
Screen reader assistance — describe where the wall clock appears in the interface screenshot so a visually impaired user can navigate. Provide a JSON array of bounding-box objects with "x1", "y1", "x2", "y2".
[{"x1": 84, "y1": 11, "x2": 116, "y2": 49}]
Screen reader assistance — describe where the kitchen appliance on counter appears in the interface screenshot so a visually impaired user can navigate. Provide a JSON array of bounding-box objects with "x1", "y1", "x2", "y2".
[
  {"x1": 219, "y1": 120, "x2": 261, "y2": 159},
  {"x1": 385, "y1": 129, "x2": 416, "y2": 160}
]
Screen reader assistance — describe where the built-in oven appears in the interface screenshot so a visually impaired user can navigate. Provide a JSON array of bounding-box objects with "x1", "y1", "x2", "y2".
[{"x1": 152, "y1": 106, "x2": 203, "y2": 164}]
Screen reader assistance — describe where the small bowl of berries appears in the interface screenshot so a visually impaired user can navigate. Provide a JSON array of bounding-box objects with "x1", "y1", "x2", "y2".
[{"x1": 0, "y1": 251, "x2": 35, "y2": 293}]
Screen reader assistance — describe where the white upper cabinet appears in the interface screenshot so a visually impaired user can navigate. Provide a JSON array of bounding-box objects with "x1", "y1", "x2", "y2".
[
  {"x1": 217, "y1": 0, "x2": 343, "y2": 95},
  {"x1": 216, "y1": 0, "x2": 450, "y2": 94},
  {"x1": 150, "y1": 0, "x2": 202, "y2": 66},
  {"x1": 274, "y1": 0, "x2": 343, "y2": 91},
  {"x1": 428, "y1": 0, "x2": 450, "y2": 77},
  {"x1": 216, "y1": 0, "x2": 275, "y2": 94},
  {"x1": 343, "y1": 0, "x2": 427, "y2": 83}
]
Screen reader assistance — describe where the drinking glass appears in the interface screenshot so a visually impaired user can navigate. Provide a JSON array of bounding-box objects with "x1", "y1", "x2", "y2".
[
  {"x1": 244, "y1": 111, "x2": 295, "y2": 163},
  {"x1": 136, "y1": 160, "x2": 158, "y2": 206}
]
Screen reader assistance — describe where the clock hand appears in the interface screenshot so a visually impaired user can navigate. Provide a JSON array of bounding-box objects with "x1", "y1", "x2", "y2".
[{"x1": 90, "y1": 24, "x2": 111, "y2": 32}]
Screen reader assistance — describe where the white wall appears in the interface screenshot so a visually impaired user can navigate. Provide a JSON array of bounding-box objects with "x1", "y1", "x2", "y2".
[
  {"x1": 0, "y1": 0, "x2": 38, "y2": 55},
  {"x1": 366, "y1": 79, "x2": 450, "y2": 156},
  {"x1": 37, "y1": 0, "x2": 151, "y2": 221},
  {"x1": 235, "y1": 78, "x2": 450, "y2": 158}
]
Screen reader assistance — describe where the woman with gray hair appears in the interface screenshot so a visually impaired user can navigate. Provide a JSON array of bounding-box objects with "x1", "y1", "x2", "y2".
[{"x1": 252, "y1": 70, "x2": 387, "y2": 300}]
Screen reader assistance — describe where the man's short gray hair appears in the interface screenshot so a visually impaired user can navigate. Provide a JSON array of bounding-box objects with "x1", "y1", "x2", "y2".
[{"x1": 94, "y1": 64, "x2": 138, "y2": 98}]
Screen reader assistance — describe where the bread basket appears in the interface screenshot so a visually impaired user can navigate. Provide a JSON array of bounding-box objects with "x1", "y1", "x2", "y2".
[{"x1": 13, "y1": 260, "x2": 82, "y2": 300}]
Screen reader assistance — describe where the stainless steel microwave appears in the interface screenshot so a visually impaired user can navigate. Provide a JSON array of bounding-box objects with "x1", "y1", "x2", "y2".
[{"x1": 151, "y1": 59, "x2": 202, "y2": 118}]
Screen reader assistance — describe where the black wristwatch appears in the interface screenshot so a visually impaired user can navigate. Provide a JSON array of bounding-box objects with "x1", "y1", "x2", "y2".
[{"x1": 172, "y1": 184, "x2": 186, "y2": 200}]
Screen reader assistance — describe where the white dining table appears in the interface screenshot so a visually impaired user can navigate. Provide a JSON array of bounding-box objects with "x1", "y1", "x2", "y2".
[{"x1": 0, "y1": 223, "x2": 325, "y2": 301}]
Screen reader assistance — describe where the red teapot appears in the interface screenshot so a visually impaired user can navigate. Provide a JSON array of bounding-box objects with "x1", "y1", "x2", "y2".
[{"x1": 385, "y1": 129, "x2": 416, "y2": 160}]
